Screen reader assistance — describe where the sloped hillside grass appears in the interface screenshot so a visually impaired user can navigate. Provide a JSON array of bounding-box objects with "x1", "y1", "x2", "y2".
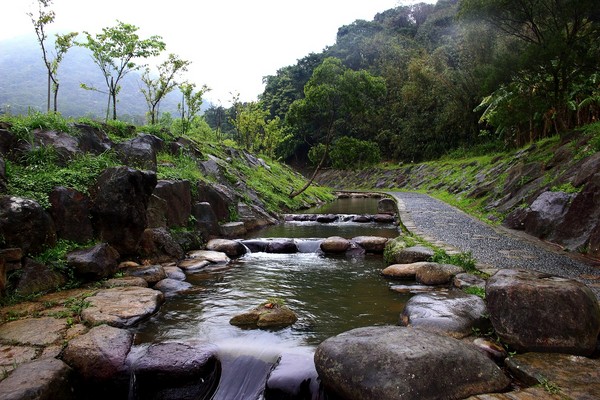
[{"x1": 1, "y1": 112, "x2": 333, "y2": 212}]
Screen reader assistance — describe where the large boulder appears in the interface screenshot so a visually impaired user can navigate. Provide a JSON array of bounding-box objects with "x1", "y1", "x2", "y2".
[
  {"x1": 49, "y1": 186, "x2": 94, "y2": 243},
  {"x1": 114, "y1": 134, "x2": 163, "y2": 171},
  {"x1": 62, "y1": 325, "x2": 132, "y2": 392},
  {"x1": 237, "y1": 202, "x2": 277, "y2": 231},
  {"x1": 400, "y1": 291, "x2": 488, "y2": 338},
  {"x1": 124, "y1": 264, "x2": 167, "y2": 285},
  {"x1": 486, "y1": 269, "x2": 600, "y2": 355},
  {"x1": 415, "y1": 263, "x2": 464, "y2": 285},
  {"x1": 138, "y1": 227, "x2": 185, "y2": 262},
  {"x1": 266, "y1": 239, "x2": 298, "y2": 254},
  {"x1": 505, "y1": 191, "x2": 573, "y2": 237},
  {"x1": 73, "y1": 123, "x2": 112, "y2": 155},
  {"x1": 191, "y1": 202, "x2": 220, "y2": 237},
  {"x1": 377, "y1": 198, "x2": 396, "y2": 215},
  {"x1": 152, "y1": 180, "x2": 192, "y2": 228},
  {"x1": 0, "y1": 358, "x2": 75, "y2": 400},
  {"x1": 66, "y1": 243, "x2": 120, "y2": 281},
  {"x1": 390, "y1": 245, "x2": 434, "y2": 264},
  {"x1": 0, "y1": 196, "x2": 56, "y2": 255},
  {"x1": 81, "y1": 287, "x2": 164, "y2": 328},
  {"x1": 90, "y1": 167, "x2": 157, "y2": 255},
  {"x1": 195, "y1": 182, "x2": 237, "y2": 222},
  {"x1": 220, "y1": 221, "x2": 247, "y2": 238},
  {"x1": 15, "y1": 258, "x2": 67, "y2": 295},
  {"x1": 314, "y1": 326, "x2": 510, "y2": 400},
  {"x1": 127, "y1": 342, "x2": 218, "y2": 400},
  {"x1": 33, "y1": 129, "x2": 80, "y2": 163}
]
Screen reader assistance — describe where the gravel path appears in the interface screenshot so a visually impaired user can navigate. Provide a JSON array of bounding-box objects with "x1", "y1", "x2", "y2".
[{"x1": 388, "y1": 191, "x2": 600, "y2": 298}]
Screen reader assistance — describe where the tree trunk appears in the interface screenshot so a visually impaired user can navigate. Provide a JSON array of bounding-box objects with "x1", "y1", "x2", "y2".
[
  {"x1": 53, "y1": 82, "x2": 59, "y2": 113},
  {"x1": 47, "y1": 73, "x2": 51, "y2": 113},
  {"x1": 289, "y1": 133, "x2": 332, "y2": 199}
]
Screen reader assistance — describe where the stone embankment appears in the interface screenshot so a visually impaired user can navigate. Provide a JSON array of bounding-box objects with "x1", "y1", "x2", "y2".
[{"x1": 316, "y1": 133, "x2": 600, "y2": 259}]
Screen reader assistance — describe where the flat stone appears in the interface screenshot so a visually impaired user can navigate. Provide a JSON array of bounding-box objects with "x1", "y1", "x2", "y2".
[
  {"x1": 81, "y1": 287, "x2": 164, "y2": 328},
  {"x1": 154, "y1": 278, "x2": 193, "y2": 296},
  {"x1": 124, "y1": 264, "x2": 167, "y2": 285},
  {"x1": 382, "y1": 262, "x2": 429, "y2": 280},
  {"x1": 0, "y1": 345, "x2": 37, "y2": 372},
  {"x1": 177, "y1": 259, "x2": 212, "y2": 272},
  {"x1": 400, "y1": 291, "x2": 488, "y2": 338},
  {"x1": 394, "y1": 245, "x2": 434, "y2": 264},
  {"x1": 206, "y1": 238, "x2": 247, "y2": 257},
  {"x1": 320, "y1": 236, "x2": 350, "y2": 253},
  {"x1": 102, "y1": 276, "x2": 148, "y2": 288},
  {"x1": 0, "y1": 358, "x2": 75, "y2": 400},
  {"x1": 186, "y1": 250, "x2": 230, "y2": 264},
  {"x1": 466, "y1": 387, "x2": 564, "y2": 399},
  {"x1": 0, "y1": 317, "x2": 68, "y2": 346},
  {"x1": 373, "y1": 213, "x2": 395, "y2": 223},
  {"x1": 505, "y1": 352, "x2": 600, "y2": 399},
  {"x1": 454, "y1": 273, "x2": 487, "y2": 289}
]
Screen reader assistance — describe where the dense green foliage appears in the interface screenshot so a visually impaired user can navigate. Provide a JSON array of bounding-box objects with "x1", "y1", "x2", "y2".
[
  {"x1": 329, "y1": 137, "x2": 381, "y2": 169},
  {"x1": 253, "y1": 0, "x2": 600, "y2": 165}
]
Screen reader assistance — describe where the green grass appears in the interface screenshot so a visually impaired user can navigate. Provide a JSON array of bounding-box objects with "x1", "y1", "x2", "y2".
[
  {"x1": 2, "y1": 111, "x2": 74, "y2": 141},
  {"x1": 6, "y1": 150, "x2": 120, "y2": 208}
]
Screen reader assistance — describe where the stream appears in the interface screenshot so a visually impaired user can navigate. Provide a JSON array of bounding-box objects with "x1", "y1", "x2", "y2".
[{"x1": 130, "y1": 197, "x2": 408, "y2": 399}]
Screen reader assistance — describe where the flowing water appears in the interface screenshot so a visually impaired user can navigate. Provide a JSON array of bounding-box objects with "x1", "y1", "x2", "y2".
[{"x1": 130, "y1": 197, "x2": 409, "y2": 399}]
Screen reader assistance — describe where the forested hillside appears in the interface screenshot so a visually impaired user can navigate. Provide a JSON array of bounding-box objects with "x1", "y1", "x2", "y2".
[
  {"x1": 215, "y1": 0, "x2": 599, "y2": 166},
  {"x1": 0, "y1": 36, "x2": 191, "y2": 122}
]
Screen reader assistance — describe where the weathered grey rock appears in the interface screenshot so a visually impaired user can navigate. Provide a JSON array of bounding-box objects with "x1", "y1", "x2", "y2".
[
  {"x1": 230, "y1": 303, "x2": 298, "y2": 328},
  {"x1": 0, "y1": 317, "x2": 68, "y2": 346},
  {"x1": 81, "y1": 287, "x2": 164, "y2": 328},
  {"x1": 164, "y1": 265, "x2": 186, "y2": 281},
  {"x1": 154, "y1": 278, "x2": 193, "y2": 296},
  {"x1": 206, "y1": 238, "x2": 247, "y2": 257},
  {"x1": 33, "y1": 129, "x2": 80, "y2": 162},
  {"x1": 73, "y1": 123, "x2": 113, "y2": 154},
  {"x1": 115, "y1": 134, "x2": 163, "y2": 171},
  {"x1": 453, "y1": 272, "x2": 487, "y2": 290},
  {"x1": 0, "y1": 358, "x2": 75, "y2": 400},
  {"x1": 316, "y1": 214, "x2": 337, "y2": 223},
  {"x1": 416, "y1": 263, "x2": 464, "y2": 285},
  {"x1": 390, "y1": 284, "x2": 449, "y2": 294},
  {"x1": 146, "y1": 194, "x2": 168, "y2": 228},
  {"x1": 320, "y1": 236, "x2": 350, "y2": 253},
  {"x1": 152, "y1": 180, "x2": 192, "y2": 227},
  {"x1": 472, "y1": 338, "x2": 507, "y2": 361},
  {"x1": 265, "y1": 351, "x2": 320, "y2": 400},
  {"x1": 170, "y1": 230, "x2": 204, "y2": 253},
  {"x1": 0, "y1": 196, "x2": 56, "y2": 255},
  {"x1": 185, "y1": 250, "x2": 230, "y2": 264},
  {"x1": 49, "y1": 186, "x2": 94, "y2": 243},
  {"x1": 486, "y1": 269, "x2": 600, "y2": 355},
  {"x1": 400, "y1": 291, "x2": 488, "y2": 338},
  {"x1": 377, "y1": 198, "x2": 396, "y2": 215},
  {"x1": 392, "y1": 245, "x2": 434, "y2": 264},
  {"x1": 242, "y1": 239, "x2": 269, "y2": 252},
  {"x1": 237, "y1": 202, "x2": 277, "y2": 231},
  {"x1": 15, "y1": 258, "x2": 66, "y2": 295},
  {"x1": 124, "y1": 264, "x2": 167, "y2": 285},
  {"x1": 266, "y1": 239, "x2": 298, "y2": 254},
  {"x1": 314, "y1": 326, "x2": 510, "y2": 400},
  {"x1": 220, "y1": 221, "x2": 247, "y2": 238},
  {"x1": 505, "y1": 352, "x2": 600, "y2": 400},
  {"x1": 352, "y1": 215, "x2": 372, "y2": 223},
  {"x1": 506, "y1": 191, "x2": 573, "y2": 238},
  {"x1": 352, "y1": 236, "x2": 389, "y2": 253},
  {"x1": 195, "y1": 182, "x2": 238, "y2": 221},
  {"x1": 0, "y1": 156, "x2": 6, "y2": 193},
  {"x1": 62, "y1": 324, "x2": 132, "y2": 383},
  {"x1": 0, "y1": 345, "x2": 38, "y2": 374},
  {"x1": 67, "y1": 243, "x2": 120, "y2": 281},
  {"x1": 138, "y1": 227, "x2": 185, "y2": 262},
  {"x1": 127, "y1": 341, "x2": 218, "y2": 400},
  {"x1": 90, "y1": 167, "x2": 157, "y2": 255},
  {"x1": 191, "y1": 201, "x2": 220, "y2": 236}
]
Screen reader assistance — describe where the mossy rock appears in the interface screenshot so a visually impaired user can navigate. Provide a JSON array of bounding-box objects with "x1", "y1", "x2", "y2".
[{"x1": 230, "y1": 302, "x2": 298, "y2": 329}]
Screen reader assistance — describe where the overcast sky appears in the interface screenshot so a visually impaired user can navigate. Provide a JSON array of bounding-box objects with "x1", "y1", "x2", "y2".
[{"x1": 2, "y1": 0, "x2": 431, "y2": 104}]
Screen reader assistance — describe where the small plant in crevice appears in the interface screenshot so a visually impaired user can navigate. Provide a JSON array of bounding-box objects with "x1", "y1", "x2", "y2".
[
  {"x1": 536, "y1": 376, "x2": 562, "y2": 395},
  {"x1": 462, "y1": 285, "x2": 486, "y2": 299}
]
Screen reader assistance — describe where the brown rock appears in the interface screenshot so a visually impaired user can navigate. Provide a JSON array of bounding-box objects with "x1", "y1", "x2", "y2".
[
  {"x1": 230, "y1": 303, "x2": 298, "y2": 329},
  {"x1": 152, "y1": 180, "x2": 192, "y2": 228},
  {"x1": 0, "y1": 358, "x2": 75, "y2": 400},
  {"x1": 377, "y1": 198, "x2": 396, "y2": 215},
  {"x1": 138, "y1": 227, "x2": 185, "y2": 262},
  {"x1": 416, "y1": 263, "x2": 464, "y2": 285},
  {"x1": 124, "y1": 264, "x2": 167, "y2": 285},
  {"x1": 381, "y1": 262, "x2": 424, "y2": 280},
  {"x1": 352, "y1": 236, "x2": 389, "y2": 253},
  {"x1": 67, "y1": 243, "x2": 120, "y2": 281},
  {"x1": 320, "y1": 236, "x2": 350, "y2": 253},
  {"x1": 15, "y1": 258, "x2": 66, "y2": 296},
  {"x1": 62, "y1": 324, "x2": 132, "y2": 383},
  {"x1": 206, "y1": 238, "x2": 247, "y2": 257},
  {"x1": 486, "y1": 269, "x2": 600, "y2": 355},
  {"x1": 0, "y1": 345, "x2": 37, "y2": 373},
  {"x1": 102, "y1": 276, "x2": 148, "y2": 288},
  {"x1": 49, "y1": 186, "x2": 94, "y2": 243}
]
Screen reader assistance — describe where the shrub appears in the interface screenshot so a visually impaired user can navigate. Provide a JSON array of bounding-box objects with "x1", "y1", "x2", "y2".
[{"x1": 308, "y1": 143, "x2": 329, "y2": 166}]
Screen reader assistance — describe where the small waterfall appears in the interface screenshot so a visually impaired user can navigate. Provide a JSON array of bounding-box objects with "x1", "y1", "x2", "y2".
[
  {"x1": 210, "y1": 341, "x2": 281, "y2": 400},
  {"x1": 295, "y1": 239, "x2": 323, "y2": 253}
]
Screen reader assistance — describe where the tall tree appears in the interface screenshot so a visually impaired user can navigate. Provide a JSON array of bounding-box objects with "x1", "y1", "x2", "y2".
[
  {"x1": 460, "y1": 0, "x2": 600, "y2": 136},
  {"x1": 141, "y1": 53, "x2": 190, "y2": 125},
  {"x1": 28, "y1": 0, "x2": 77, "y2": 113},
  {"x1": 79, "y1": 21, "x2": 165, "y2": 121},
  {"x1": 177, "y1": 82, "x2": 210, "y2": 135},
  {"x1": 286, "y1": 57, "x2": 386, "y2": 196}
]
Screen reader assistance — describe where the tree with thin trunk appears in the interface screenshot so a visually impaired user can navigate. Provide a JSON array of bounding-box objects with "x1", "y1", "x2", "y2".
[
  {"x1": 79, "y1": 21, "x2": 165, "y2": 121},
  {"x1": 177, "y1": 82, "x2": 210, "y2": 135},
  {"x1": 28, "y1": 0, "x2": 77, "y2": 113},
  {"x1": 141, "y1": 53, "x2": 190, "y2": 125}
]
